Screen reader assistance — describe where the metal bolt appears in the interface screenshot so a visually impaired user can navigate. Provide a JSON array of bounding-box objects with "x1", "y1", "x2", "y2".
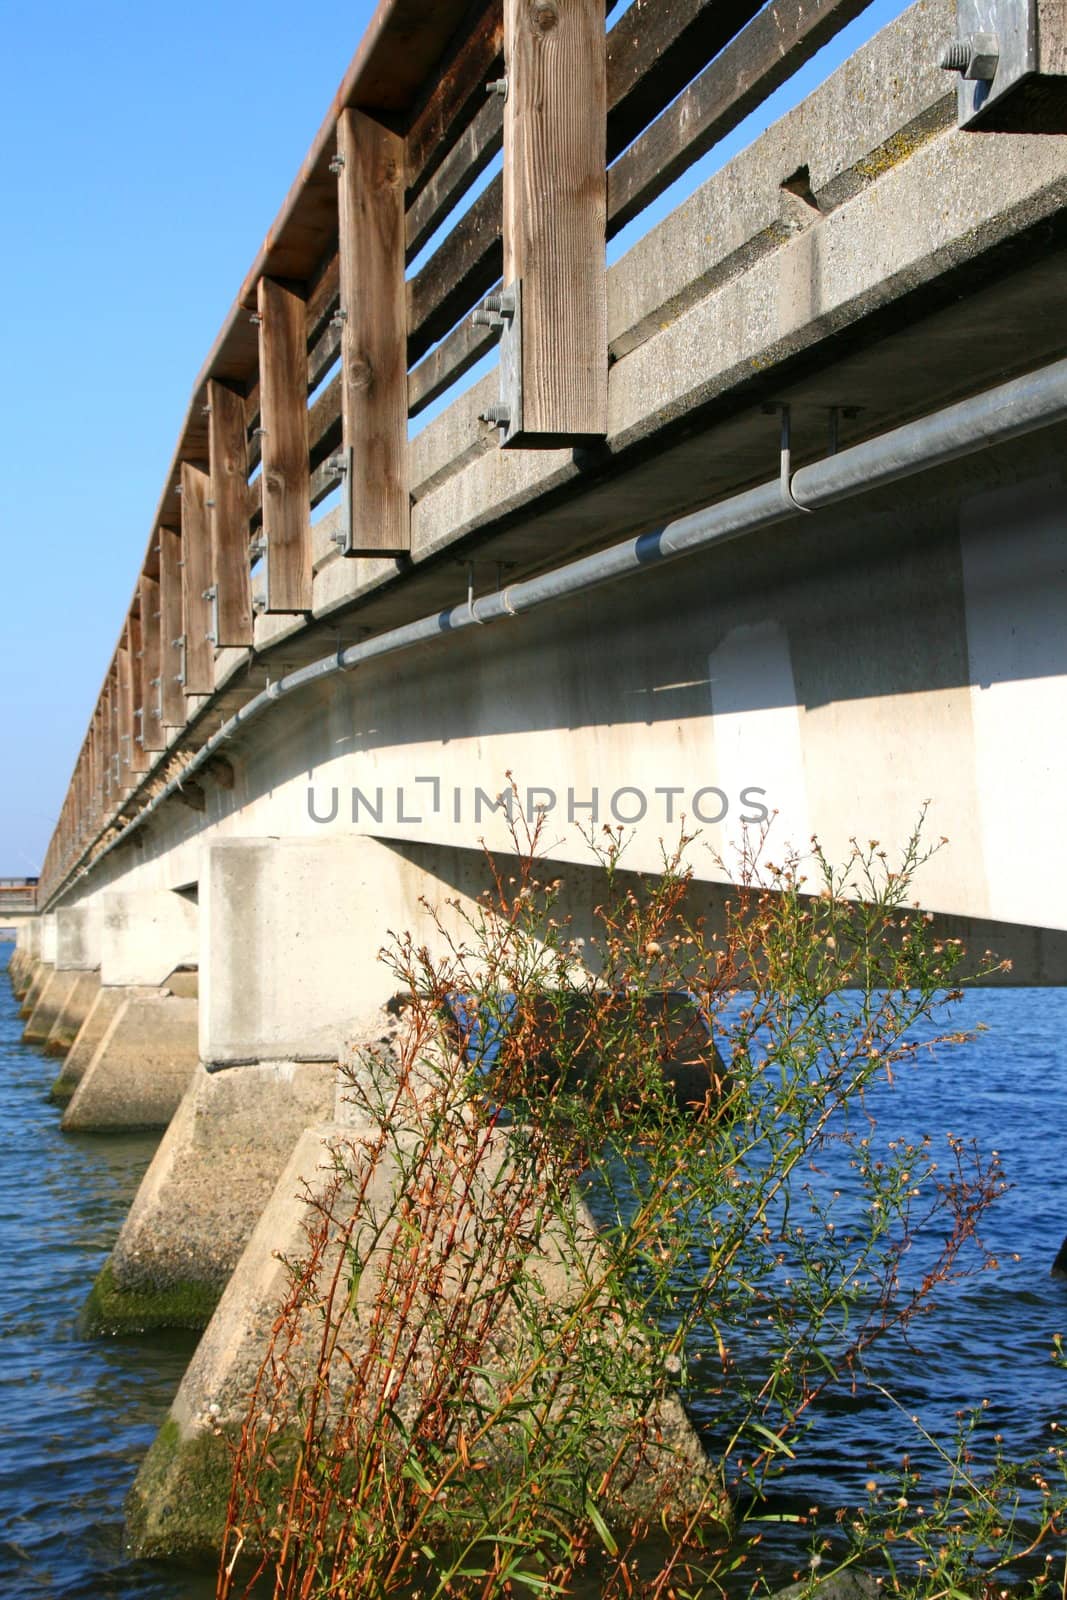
[
  {"x1": 480, "y1": 403, "x2": 511, "y2": 427},
  {"x1": 939, "y1": 31, "x2": 998, "y2": 78},
  {"x1": 201, "y1": 402, "x2": 213, "y2": 416},
  {"x1": 486, "y1": 77, "x2": 508, "y2": 98},
  {"x1": 940, "y1": 39, "x2": 969, "y2": 69},
  {"x1": 329, "y1": 152, "x2": 345, "y2": 174},
  {"x1": 330, "y1": 307, "x2": 348, "y2": 328},
  {"x1": 249, "y1": 311, "x2": 262, "y2": 326}
]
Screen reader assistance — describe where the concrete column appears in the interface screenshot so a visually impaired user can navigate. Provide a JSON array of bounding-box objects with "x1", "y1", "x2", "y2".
[
  {"x1": 10, "y1": 920, "x2": 42, "y2": 997},
  {"x1": 85, "y1": 837, "x2": 480, "y2": 1344},
  {"x1": 99, "y1": 889, "x2": 198, "y2": 988},
  {"x1": 39, "y1": 915, "x2": 57, "y2": 966}
]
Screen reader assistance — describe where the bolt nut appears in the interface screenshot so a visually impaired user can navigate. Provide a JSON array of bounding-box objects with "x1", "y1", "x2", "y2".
[
  {"x1": 486, "y1": 76, "x2": 508, "y2": 99},
  {"x1": 480, "y1": 403, "x2": 511, "y2": 428}
]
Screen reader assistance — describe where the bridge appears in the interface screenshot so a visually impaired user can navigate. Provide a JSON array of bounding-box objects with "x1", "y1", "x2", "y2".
[
  {"x1": 0, "y1": 879, "x2": 37, "y2": 939},
  {"x1": 7, "y1": 0, "x2": 1067, "y2": 1562}
]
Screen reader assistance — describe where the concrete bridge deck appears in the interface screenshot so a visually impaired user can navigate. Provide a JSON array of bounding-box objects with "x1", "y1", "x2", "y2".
[{"x1": 10, "y1": 0, "x2": 1067, "y2": 1564}]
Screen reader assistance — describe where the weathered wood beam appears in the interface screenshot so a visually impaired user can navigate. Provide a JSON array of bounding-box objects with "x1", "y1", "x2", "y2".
[
  {"x1": 257, "y1": 277, "x2": 312, "y2": 611},
  {"x1": 127, "y1": 615, "x2": 150, "y2": 774},
  {"x1": 208, "y1": 379, "x2": 254, "y2": 646},
  {"x1": 502, "y1": 0, "x2": 607, "y2": 442},
  {"x1": 159, "y1": 526, "x2": 186, "y2": 727},
  {"x1": 337, "y1": 108, "x2": 410, "y2": 556},
  {"x1": 180, "y1": 464, "x2": 215, "y2": 694},
  {"x1": 139, "y1": 573, "x2": 166, "y2": 752}
]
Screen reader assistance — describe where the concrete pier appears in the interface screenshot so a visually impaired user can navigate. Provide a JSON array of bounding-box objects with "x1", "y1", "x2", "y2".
[
  {"x1": 50, "y1": 984, "x2": 127, "y2": 1102},
  {"x1": 43, "y1": 971, "x2": 101, "y2": 1057},
  {"x1": 61, "y1": 993, "x2": 200, "y2": 1133},
  {"x1": 22, "y1": 968, "x2": 80, "y2": 1045},
  {"x1": 84, "y1": 1058, "x2": 335, "y2": 1334}
]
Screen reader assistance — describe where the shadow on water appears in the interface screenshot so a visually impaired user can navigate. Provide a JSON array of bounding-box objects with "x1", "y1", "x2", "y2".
[{"x1": 2, "y1": 944, "x2": 1065, "y2": 1596}]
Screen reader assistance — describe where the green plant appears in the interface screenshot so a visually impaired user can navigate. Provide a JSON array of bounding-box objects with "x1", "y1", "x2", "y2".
[{"x1": 217, "y1": 807, "x2": 1021, "y2": 1600}]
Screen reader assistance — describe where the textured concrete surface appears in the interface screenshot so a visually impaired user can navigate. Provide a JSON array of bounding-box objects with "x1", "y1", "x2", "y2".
[
  {"x1": 99, "y1": 890, "x2": 198, "y2": 987},
  {"x1": 128, "y1": 1119, "x2": 723, "y2": 1558},
  {"x1": 19, "y1": 961, "x2": 52, "y2": 1019},
  {"x1": 85, "y1": 1058, "x2": 335, "y2": 1334},
  {"x1": 44, "y1": 970, "x2": 100, "y2": 1057},
  {"x1": 61, "y1": 994, "x2": 199, "y2": 1132},
  {"x1": 55, "y1": 905, "x2": 102, "y2": 972},
  {"x1": 23, "y1": 969, "x2": 79, "y2": 1045},
  {"x1": 50, "y1": 984, "x2": 128, "y2": 1102}
]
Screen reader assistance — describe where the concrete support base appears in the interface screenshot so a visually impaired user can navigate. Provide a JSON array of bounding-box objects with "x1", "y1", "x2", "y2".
[
  {"x1": 84, "y1": 1059, "x2": 335, "y2": 1336},
  {"x1": 61, "y1": 994, "x2": 199, "y2": 1133},
  {"x1": 50, "y1": 986, "x2": 127, "y2": 1102},
  {"x1": 19, "y1": 962, "x2": 53, "y2": 1019},
  {"x1": 8, "y1": 947, "x2": 32, "y2": 996},
  {"x1": 127, "y1": 1120, "x2": 724, "y2": 1560},
  {"x1": 43, "y1": 970, "x2": 101, "y2": 1057},
  {"x1": 23, "y1": 969, "x2": 79, "y2": 1045}
]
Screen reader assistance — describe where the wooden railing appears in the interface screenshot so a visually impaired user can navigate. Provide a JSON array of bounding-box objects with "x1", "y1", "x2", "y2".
[
  {"x1": 39, "y1": 0, "x2": 877, "y2": 905},
  {"x1": 0, "y1": 881, "x2": 38, "y2": 917}
]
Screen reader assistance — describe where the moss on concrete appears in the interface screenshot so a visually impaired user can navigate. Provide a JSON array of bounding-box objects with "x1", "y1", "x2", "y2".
[
  {"x1": 82, "y1": 1260, "x2": 222, "y2": 1337},
  {"x1": 49, "y1": 1070, "x2": 78, "y2": 1103},
  {"x1": 126, "y1": 1418, "x2": 298, "y2": 1561}
]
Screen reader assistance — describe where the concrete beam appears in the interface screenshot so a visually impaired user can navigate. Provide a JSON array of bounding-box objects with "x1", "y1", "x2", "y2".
[
  {"x1": 200, "y1": 835, "x2": 480, "y2": 1066},
  {"x1": 55, "y1": 904, "x2": 103, "y2": 972},
  {"x1": 99, "y1": 890, "x2": 198, "y2": 988}
]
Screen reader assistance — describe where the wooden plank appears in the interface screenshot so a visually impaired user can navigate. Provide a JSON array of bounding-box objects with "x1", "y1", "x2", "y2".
[
  {"x1": 606, "y1": 0, "x2": 874, "y2": 237},
  {"x1": 180, "y1": 463, "x2": 216, "y2": 693},
  {"x1": 604, "y1": 0, "x2": 764, "y2": 158},
  {"x1": 208, "y1": 379, "x2": 254, "y2": 646},
  {"x1": 407, "y1": 175, "x2": 502, "y2": 365},
  {"x1": 257, "y1": 277, "x2": 312, "y2": 611},
  {"x1": 127, "y1": 614, "x2": 150, "y2": 773},
  {"x1": 308, "y1": 370, "x2": 342, "y2": 472},
  {"x1": 408, "y1": 309, "x2": 498, "y2": 417},
  {"x1": 337, "y1": 108, "x2": 410, "y2": 555},
  {"x1": 406, "y1": 94, "x2": 503, "y2": 261},
  {"x1": 139, "y1": 573, "x2": 165, "y2": 752},
  {"x1": 159, "y1": 526, "x2": 186, "y2": 727},
  {"x1": 405, "y1": 2, "x2": 505, "y2": 202},
  {"x1": 503, "y1": 0, "x2": 607, "y2": 440}
]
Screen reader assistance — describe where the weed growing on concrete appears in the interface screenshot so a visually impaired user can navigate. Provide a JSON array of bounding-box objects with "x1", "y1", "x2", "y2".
[{"x1": 217, "y1": 810, "x2": 1027, "y2": 1599}]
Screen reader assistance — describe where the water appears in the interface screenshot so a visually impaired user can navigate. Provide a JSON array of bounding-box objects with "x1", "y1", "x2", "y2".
[{"x1": 2, "y1": 948, "x2": 1065, "y2": 1596}]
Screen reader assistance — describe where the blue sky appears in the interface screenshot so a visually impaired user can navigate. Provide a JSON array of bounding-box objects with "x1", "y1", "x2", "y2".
[{"x1": 0, "y1": 0, "x2": 904, "y2": 874}]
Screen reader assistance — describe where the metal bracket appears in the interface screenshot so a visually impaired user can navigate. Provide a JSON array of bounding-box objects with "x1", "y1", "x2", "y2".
[
  {"x1": 475, "y1": 281, "x2": 522, "y2": 446},
  {"x1": 203, "y1": 584, "x2": 219, "y2": 647},
  {"x1": 940, "y1": 0, "x2": 1033, "y2": 125},
  {"x1": 328, "y1": 447, "x2": 355, "y2": 554}
]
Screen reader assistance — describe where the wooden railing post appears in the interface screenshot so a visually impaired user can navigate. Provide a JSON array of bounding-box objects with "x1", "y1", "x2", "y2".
[
  {"x1": 180, "y1": 464, "x2": 215, "y2": 695},
  {"x1": 127, "y1": 615, "x2": 149, "y2": 774},
  {"x1": 336, "y1": 108, "x2": 410, "y2": 556},
  {"x1": 208, "y1": 379, "x2": 254, "y2": 644},
  {"x1": 139, "y1": 573, "x2": 165, "y2": 752},
  {"x1": 500, "y1": 0, "x2": 607, "y2": 445},
  {"x1": 257, "y1": 277, "x2": 312, "y2": 611},
  {"x1": 159, "y1": 526, "x2": 186, "y2": 727},
  {"x1": 117, "y1": 641, "x2": 134, "y2": 789}
]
